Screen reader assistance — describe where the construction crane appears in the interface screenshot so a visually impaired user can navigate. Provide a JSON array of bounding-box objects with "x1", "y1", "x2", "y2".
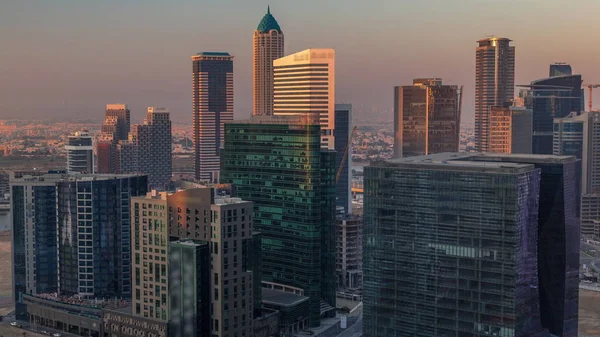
[
  {"x1": 336, "y1": 126, "x2": 358, "y2": 184},
  {"x1": 587, "y1": 84, "x2": 600, "y2": 111}
]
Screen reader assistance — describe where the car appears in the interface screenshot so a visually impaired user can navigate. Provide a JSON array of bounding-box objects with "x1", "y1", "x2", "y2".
[
  {"x1": 10, "y1": 322, "x2": 17, "y2": 326},
  {"x1": 53, "y1": 333, "x2": 62, "y2": 337},
  {"x1": 40, "y1": 331, "x2": 49, "y2": 335}
]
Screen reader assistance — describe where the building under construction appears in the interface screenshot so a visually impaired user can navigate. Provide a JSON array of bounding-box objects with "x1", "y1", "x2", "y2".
[{"x1": 336, "y1": 215, "x2": 363, "y2": 291}]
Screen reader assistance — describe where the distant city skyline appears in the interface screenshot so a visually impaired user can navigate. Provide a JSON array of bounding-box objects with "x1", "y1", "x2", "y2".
[{"x1": 2, "y1": 1, "x2": 600, "y2": 123}]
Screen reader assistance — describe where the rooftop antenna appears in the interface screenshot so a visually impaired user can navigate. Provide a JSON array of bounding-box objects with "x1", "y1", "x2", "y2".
[{"x1": 485, "y1": 33, "x2": 495, "y2": 38}]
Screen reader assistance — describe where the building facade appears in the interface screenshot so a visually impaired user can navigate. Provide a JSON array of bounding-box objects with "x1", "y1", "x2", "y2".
[
  {"x1": 489, "y1": 106, "x2": 533, "y2": 154},
  {"x1": 334, "y1": 104, "x2": 352, "y2": 214},
  {"x1": 192, "y1": 52, "x2": 234, "y2": 182},
  {"x1": 475, "y1": 38, "x2": 515, "y2": 152},
  {"x1": 221, "y1": 116, "x2": 337, "y2": 326},
  {"x1": 273, "y1": 48, "x2": 336, "y2": 150},
  {"x1": 394, "y1": 78, "x2": 462, "y2": 158},
  {"x1": 550, "y1": 63, "x2": 572, "y2": 77},
  {"x1": 97, "y1": 104, "x2": 131, "y2": 174},
  {"x1": 10, "y1": 171, "x2": 66, "y2": 317},
  {"x1": 56, "y1": 174, "x2": 148, "y2": 298},
  {"x1": 522, "y1": 74, "x2": 583, "y2": 154},
  {"x1": 253, "y1": 6, "x2": 284, "y2": 116},
  {"x1": 363, "y1": 153, "x2": 578, "y2": 337},
  {"x1": 66, "y1": 131, "x2": 94, "y2": 174},
  {"x1": 168, "y1": 240, "x2": 210, "y2": 337},
  {"x1": 336, "y1": 215, "x2": 362, "y2": 290}
]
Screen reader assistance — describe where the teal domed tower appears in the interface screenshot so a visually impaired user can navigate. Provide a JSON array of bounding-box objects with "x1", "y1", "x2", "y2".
[{"x1": 253, "y1": 6, "x2": 284, "y2": 117}]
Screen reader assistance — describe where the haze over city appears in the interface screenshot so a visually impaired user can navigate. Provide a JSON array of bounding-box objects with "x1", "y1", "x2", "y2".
[{"x1": 2, "y1": 0, "x2": 600, "y2": 123}]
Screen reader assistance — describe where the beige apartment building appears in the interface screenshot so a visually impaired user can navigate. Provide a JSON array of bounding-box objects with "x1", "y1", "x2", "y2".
[
  {"x1": 131, "y1": 188, "x2": 255, "y2": 337},
  {"x1": 489, "y1": 106, "x2": 532, "y2": 154}
]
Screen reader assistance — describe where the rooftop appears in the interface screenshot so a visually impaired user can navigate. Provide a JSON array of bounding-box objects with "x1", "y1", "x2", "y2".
[
  {"x1": 262, "y1": 288, "x2": 309, "y2": 308},
  {"x1": 191, "y1": 52, "x2": 234, "y2": 60},
  {"x1": 377, "y1": 152, "x2": 576, "y2": 173},
  {"x1": 256, "y1": 6, "x2": 282, "y2": 33},
  {"x1": 227, "y1": 115, "x2": 320, "y2": 126}
]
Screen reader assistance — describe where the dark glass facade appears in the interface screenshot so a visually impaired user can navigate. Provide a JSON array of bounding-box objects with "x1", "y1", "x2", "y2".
[
  {"x1": 471, "y1": 155, "x2": 579, "y2": 337},
  {"x1": 364, "y1": 154, "x2": 548, "y2": 337},
  {"x1": 334, "y1": 104, "x2": 352, "y2": 214},
  {"x1": 11, "y1": 185, "x2": 26, "y2": 317},
  {"x1": 168, "y1": 240, "x2": 210, "y2": 337},
  {"x1": 525, "y1": 75, "x2": 583, "y2": 154},
  {"x1": 57, "y1": 175, "x2": 147, "y2": 298},
  {"x1": 220, "y1": 119, "x2": 336, "y2": 326}
]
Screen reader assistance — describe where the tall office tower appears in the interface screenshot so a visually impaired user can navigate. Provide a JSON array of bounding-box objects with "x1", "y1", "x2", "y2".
[
  {"x1": 57, "y1": 174, "x2": 148, "y2": 298},
  {"x1": 192, "y1": 52, "x2": 234, "y2": 182},
  {"x1": 221, "y1": 116, "x2": 337, "y2": 326},
  {"x1": 97, "y1": 104, "x2": 131, "y2": 173},
  {"x1": 10, "y1": 171, "x2": 65, "y2": 317},
  {"x1": 253, "y1": 6, "x2": 284, "y2": 116},
  {"x1": 66, "y1": 131, "x2": 94, "y2": 174},
  {"x1": 105, "y1": 104, "x2": 131, "y2": 141},
  {"x1": 555, "y1": 111, "x2": 600, "y2": 238},
  {"x1": 489, "y1": 106, "x2": 533, "y2": 153},
  {"x1": 336, "y1": 215, "x2": 362, "y2": 290},
  {"x1": 521, "y1": 74, "x2": 583, "y2": 154},
  {"x1": 475, "y1": 38, "x2": 515, "y2": 152},
  {"x1": 334, "y1": 104, "x2": 352, "y2": 214},
  {"x1": 273, "y1": 48, "x2": 336, "y2": 150},
  {"x1": 550, "y1": 63, "x2": 572, "y2": 77},
  {"x1": 168, "y1": 240, "x2": 210, "y2": 337},
  {"x1": 364, "y1": 153, "x2": 579, "y2": 337},
  {"x1": 394, "y1": 78, "x2": 462, "y2": 158}
]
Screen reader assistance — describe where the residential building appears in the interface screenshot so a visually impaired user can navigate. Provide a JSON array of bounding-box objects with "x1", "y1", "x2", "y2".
[
  {"x1": 336, "y1": 215, "x2": 362, "y2": 290},
  {"x1": 273, "y1": 48, "x2": 336, "y2": 150},
  {"x1": 334, "y1": 104, "x2": 352, "y2": 214},
  {"x1": 56, "y1": 174, "x2": 148, "y2": 298},
  {"x1": 489, "y1": 106, "x2": 532, "y2": 154},
  {"x1": 364, "y1": 153, "x2": 578, "y2": 337},
  {"x1": 520, "y1": 74, "x2": 583, "y2": 154},
  {"x1": 221, "y1": 116, "x2": 337, "y2": 326},
  {"x1": 394, "y1": 78, "x2": 462, "y2": 158},
  {"x1": 253, "y1": 6, "x2": 284, "y2": 116},
  {"x1": 65, "y1": 131, "x2": 94, "y2": 174},
  {"x1": 119, "y1": 107, "x2": 172, "y2": 189},
  {"x1": 475, "y1": 38, "x2": 515, "y2": 152},
  {"x1": 192, "y1": 52, "x2": 234, "y2": 182},
  {"x1": 105, "y1": 104, "x2": 131, "y2": 141}
]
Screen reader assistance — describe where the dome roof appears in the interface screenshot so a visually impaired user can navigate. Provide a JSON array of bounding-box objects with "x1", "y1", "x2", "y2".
[{"x1": 256, "y1": 6, "x2": 282, "y2": 33}]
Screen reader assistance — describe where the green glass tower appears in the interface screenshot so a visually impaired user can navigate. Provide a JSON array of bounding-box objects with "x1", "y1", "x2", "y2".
[{"x1": 221, "y1": 116, "x2": 336, "y2": 326}]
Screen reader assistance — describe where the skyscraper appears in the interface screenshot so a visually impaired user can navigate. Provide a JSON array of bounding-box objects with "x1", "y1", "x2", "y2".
[
  {"x1": 521, "y1": 74, "x2": 583, "y2": 154},
  {"x1": 489, "y1": 106, "x2": 532, "y2": 154},
  {"x1": 393, "y1": 78, "x2": 462, "y2": 158},
  {"x1": 555, "y1": 111, "x2": 600, "y2": 238},
  {"x1": 273, "y1": 48, "x2": 336, "y2": 150},
  {"x1": 475, "y1": 38, "x2": 515, "y2": 152},
  {"x1": 550, "y1": 63, "x2": 572, "y2": 77},
  {"x1": 10, "y1": 171, "x2": 65, "y2": 317},
  {"x1": 221, "y1": 116, "x2": 337, "y2": 326},
  {"x1": 65, "y1": 131, "x2": 94, "y2": 174},
  {"x1": 192, "y1": 52, "x2": 234, "y2": 182},
  {"x1": 97, "y1": 104, "x2": 131, "y2": 174},
  {"x1": 253, "y1": 6, "x2": 284, "y2": 117},
  {"x1": 56, "y1": 174, "x2": 148, "y2": 298},
  {"x1": 335, "y1": 104, "x2": 352, "y2": 214},
  {"x1": 363, "y1": 153, "x2": 578, "y2": 337}
]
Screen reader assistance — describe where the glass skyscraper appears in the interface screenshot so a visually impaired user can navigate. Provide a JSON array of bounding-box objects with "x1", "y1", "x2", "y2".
[
  {"x1": 364, "y1": 153, "x2": 578, "y2": 337},
  {"x1": 56, "y1": 174, "x2": 148, "y2": 298},
  {"x1": 335, "y1": 104, "x2": 352, "y2": 214},
  {"x1": 220, "y1": 116, "x2": 336, "y2": 326}
]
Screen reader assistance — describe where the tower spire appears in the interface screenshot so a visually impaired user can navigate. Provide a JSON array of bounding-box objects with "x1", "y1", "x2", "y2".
[{"x1": 267, "y1": 5, "x2": 270, "y2": 14}]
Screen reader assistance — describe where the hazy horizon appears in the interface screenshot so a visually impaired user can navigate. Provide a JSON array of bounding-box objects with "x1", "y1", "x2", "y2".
[{"x1": 2, "y1": 0, "x2": 600, "y2": 124}]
